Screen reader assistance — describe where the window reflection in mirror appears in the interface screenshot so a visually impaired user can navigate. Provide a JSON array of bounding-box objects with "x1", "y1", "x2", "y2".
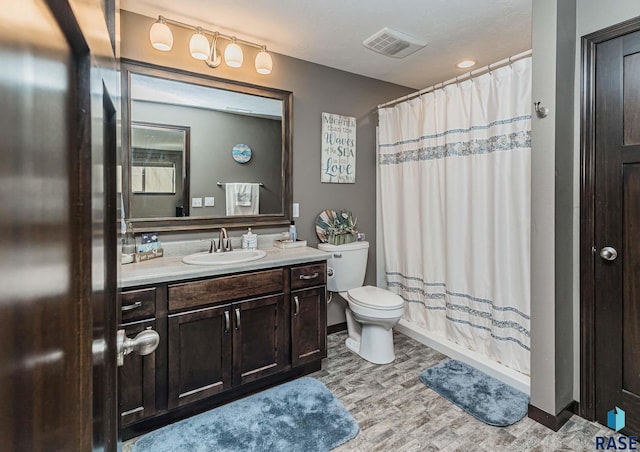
[{"x1": 126, "y1": 67, "x2": 286, "y2": 222}]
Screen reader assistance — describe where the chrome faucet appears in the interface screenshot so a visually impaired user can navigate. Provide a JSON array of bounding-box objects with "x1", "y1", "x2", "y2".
[{"x1": 218, "y1": 227, "x2": 232, "y2": 252}]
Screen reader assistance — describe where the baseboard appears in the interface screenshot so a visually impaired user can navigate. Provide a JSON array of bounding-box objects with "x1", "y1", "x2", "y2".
[
  {"x1": 528, "y1": 400, "x2": 577, "y2": 431},
  {"x1": 327, "y1": 322, "x2": 347, "y2": 334}
]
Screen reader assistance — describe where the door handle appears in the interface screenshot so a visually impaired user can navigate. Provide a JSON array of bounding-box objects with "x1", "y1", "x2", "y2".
[
  {"x1": 293, "y1": 296, "x2": 300, "y2": 316},
  {"x1": 600, "y1": 246, "x2": 618, "y2": 261},
  {"x1": 121, "y1": 301, "x2": 142, "y2": 312},
  {"x1": 224, "y1": 310, "x2": 230, "y2": 334},
  {"x1": 299, "y1": 272, "x2": 319, "y2": 280},
  {"x1": 235, "y1": 308, "x2": 241, "y2": 330},
  {"x1": 116, "y1": 328, "x2": 160, "y2": 367}
]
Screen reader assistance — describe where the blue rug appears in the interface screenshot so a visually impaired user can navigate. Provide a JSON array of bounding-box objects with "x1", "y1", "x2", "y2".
[
  {"x1": 131, "y1": 377, "x2": 359, "y2": 452},
  {"x1": 419, "y1": 359, "x2": 529, "y2": 427}
]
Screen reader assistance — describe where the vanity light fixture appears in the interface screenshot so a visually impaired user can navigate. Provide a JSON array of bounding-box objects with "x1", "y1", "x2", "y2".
[
  {"x1": 456, "y1": 59, "x2": 477, "y2": 69},
  {"x1": 149, "y1": 16, "x2": 173, "y2": 51},
  {"x1": 255, "y1": 46, "x2": 273, "y2": 74},
  {"x1": 148, "y1": 15, "x2": 273, "y2": 75},
  {"x1": 189, "y1": 28, "x2": 210, "y2": 60},
  {"x1": 224, "y1": 37, "x2": 243, "y2": 67}
]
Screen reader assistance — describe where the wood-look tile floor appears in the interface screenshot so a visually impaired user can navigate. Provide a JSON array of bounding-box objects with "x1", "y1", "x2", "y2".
[
  {"x1": 315, "y1": 331, "x2": 612, "y2": 452},
  {"x1": 125, "y1": 331, "x2": 617, "y2": 451}
]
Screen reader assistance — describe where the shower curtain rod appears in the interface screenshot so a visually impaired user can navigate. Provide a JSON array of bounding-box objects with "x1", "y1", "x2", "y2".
[{"x1": 377, "y1": 49, "x2": 532, "y2": 109}]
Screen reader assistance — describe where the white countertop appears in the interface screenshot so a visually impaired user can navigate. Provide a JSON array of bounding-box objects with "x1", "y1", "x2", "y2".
[{"x1": 121, "y1": 246, "x2": 329, "y2": 288}]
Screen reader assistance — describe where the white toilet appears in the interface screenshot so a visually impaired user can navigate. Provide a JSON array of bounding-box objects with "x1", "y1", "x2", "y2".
[{"x1": 318, "y1": 241, "x2": 405, "y2": 364}]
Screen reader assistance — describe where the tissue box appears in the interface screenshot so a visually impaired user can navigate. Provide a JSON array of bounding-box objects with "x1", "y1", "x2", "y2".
[{"x1": 274, "y1": 239, "x2": 307, "y2": 249}]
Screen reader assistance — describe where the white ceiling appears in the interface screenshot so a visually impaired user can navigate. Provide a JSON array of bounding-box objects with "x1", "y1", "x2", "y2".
[{"x1": 121, "y1": 0, "x2": 532, "y2": 89}]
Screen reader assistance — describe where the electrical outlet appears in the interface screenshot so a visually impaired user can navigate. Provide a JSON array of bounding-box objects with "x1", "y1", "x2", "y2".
[
  {"x1": 204, "y1": 197, "x2": 215, "y2": 207},
  {"x1": 293, "y1": 203, "x2": 300, "y2": 218},
  {"x1": 191, "y1": 197, "x2": 203, "y2": 208}
]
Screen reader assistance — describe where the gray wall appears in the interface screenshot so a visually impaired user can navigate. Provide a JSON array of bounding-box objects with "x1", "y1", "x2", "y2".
[
  {"x1": 132, "y1": 100, "x2": 282, "y2": 216},
  {"x1": 121, "y1": 11, "x2": 413, "y2": 325},
  {"x1": 530, "y1": 0, "x2": 576, "y2": 418}
]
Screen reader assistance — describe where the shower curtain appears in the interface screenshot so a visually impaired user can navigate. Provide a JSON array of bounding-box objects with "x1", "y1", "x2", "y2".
[{"x1": 378, "y1": 57, "x2": 531, "y2": 374}]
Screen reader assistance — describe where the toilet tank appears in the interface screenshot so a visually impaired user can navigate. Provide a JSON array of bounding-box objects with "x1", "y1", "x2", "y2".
[{"x1": 317, "y1": 241, "x2": 369, "y2": 292}]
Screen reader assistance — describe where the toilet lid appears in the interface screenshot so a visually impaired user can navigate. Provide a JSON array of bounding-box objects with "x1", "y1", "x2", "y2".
[{"x1": 347, "y1": 286, "x2": 404, "y2": 310}]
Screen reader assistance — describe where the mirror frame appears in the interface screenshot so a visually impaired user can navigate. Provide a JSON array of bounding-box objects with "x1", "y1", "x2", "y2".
[{"x1": 121, "y1": 59, "x2": 293, "y2": 232}]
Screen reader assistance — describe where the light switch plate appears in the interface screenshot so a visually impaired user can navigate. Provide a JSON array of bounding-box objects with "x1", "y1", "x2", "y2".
[
  {"x1": 204, "y1": 197, "x2": 215, "y2": 207},
  {"x1": 292, "y1": 203, "x2": 299, "y2": 218},
  {"x1": 191, "y1": 197, "x2": 203, "y2": 208}
]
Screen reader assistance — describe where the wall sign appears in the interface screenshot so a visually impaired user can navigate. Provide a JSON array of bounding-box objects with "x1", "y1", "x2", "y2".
[{"x1": 321, "y1": 112, "x2": 356, "y2": 183}]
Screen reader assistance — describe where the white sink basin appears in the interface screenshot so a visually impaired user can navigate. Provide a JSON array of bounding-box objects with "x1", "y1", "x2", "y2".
[{"x1": 182, "y1": 249, "x2": 267, "y2": 265}]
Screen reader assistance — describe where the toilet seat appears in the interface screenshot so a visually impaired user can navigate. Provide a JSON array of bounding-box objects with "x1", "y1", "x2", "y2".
[{"x1": 347, "y1": 285, "x2": 404, "y2": 311}]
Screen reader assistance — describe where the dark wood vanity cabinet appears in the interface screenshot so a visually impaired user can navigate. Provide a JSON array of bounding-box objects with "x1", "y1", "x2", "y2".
[
  {"x1": 291, "y1": 287, "x2": 327, "y2": 367},
  {"x1": 119, "y1": 288, "x2": 159, "y2": 428},
  {"x1": 290, "y1": 263, "x2": 328, "y2": 367},
  {"x1": 232, "y1": 294, "x2": 287, "y2": 386},
  {"x1": 166, "y1": 293, "x2": 286, "y2": 408},
  {"x1": 167, "y1": 304, "x2": 232, "y2": 409},
  {"x1": 120, "y1": 261, "x2": 326, "y2": 437}
]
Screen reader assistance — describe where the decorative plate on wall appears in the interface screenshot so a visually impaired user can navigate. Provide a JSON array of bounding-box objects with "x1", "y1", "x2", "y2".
[
  {"x1": 315, "y1": 209, "x2": 338, "y2": 243},
  {"x1": 231, "y1": 144, "x2": 252, "y2": 163}
]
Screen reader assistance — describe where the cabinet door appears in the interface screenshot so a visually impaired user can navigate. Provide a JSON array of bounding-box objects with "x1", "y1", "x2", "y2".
[
  {"x1": 232, "y1": 295, "x2": 286, "y2": 386},
  {"x1": 291, "y1": 287, "x2": 327, "y2": 367},
  {"x1": 119, "y1": 320, "x2": 156, "y2": 427},
  {"x1": 168, "y1": 305, "x2": 232, "y2": 409}
]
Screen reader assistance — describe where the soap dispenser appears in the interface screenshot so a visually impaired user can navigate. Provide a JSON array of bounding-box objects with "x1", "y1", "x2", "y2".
[
  {"x1": 242, "y1": 228, "x2": 257, "y2": 250},
  {"x1": 289, "y1": 221, "x2": 297, "y2": 242}
]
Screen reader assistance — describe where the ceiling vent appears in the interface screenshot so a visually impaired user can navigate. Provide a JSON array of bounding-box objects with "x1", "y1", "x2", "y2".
[{"x1": 362, "y1": 27, "x2": 427, "y2": 58}]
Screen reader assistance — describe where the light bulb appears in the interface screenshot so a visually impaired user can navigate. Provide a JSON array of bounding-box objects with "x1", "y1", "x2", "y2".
[
  {"x1": 149, "y1": 17, "x2": 173, "y2": 51},
  {"x1": 255, "y1": 47, "x2": 272, "y2": 75},
  {"x1": 224, "y1": 39, "x2": 243, "y2": 68},
  {"x1": 189, "y1": 29, "x2": 210, "y2": 61}
]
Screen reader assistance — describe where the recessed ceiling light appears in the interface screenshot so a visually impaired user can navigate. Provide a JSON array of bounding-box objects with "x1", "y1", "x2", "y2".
[{"x1": 456, "y1": 60, "x2": 477, "y2": 69}]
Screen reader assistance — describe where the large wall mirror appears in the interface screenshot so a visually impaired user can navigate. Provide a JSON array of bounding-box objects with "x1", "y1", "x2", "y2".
[{"x1": 121, "y1": 60, "x2": 293, "y2": 232}]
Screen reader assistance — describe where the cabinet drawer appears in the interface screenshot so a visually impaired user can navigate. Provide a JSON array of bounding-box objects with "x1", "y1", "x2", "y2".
[
  {"x1": 168, "y1": 268, "x2": 284, "y2": 311},
  {"x1": 290, "y1": 262, "x2": 326, "y2": 290},
  {"x1": 121, "y1": 288, "x2": 156, "y2": 322}
]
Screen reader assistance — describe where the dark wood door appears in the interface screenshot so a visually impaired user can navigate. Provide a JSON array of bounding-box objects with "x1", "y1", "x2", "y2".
[
  {"x1": 0, "y1": 0, "x2": 118, "y2": 450},
  {"x1": 291, "y1": 287, "x2": 327, "y2": 367},
  {"x1": 233, "y1": 295, "x2": 286, "y2": 386},
  {"x1": 593, "y1": 29, "x2": 640, "y2": 435},
  {"x1": 168, "y1": 304, "x2": 232, "y2": 408},
  {"x1": 119, "y1": 320, "x2": 157, "y2": 427}
]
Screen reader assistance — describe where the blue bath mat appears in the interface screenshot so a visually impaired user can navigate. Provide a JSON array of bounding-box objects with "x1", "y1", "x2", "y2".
[
  {"x1": 131, "y1": 377, "x2": 359, "y2": 452},
  {"x1": 419, "y1": 359, "x2": 529, "y2": 427}
]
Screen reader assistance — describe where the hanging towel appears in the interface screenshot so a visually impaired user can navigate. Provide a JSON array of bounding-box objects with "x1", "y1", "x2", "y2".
[{"x1": 225, "y1": 183, "x2": 260, "y2": 216}]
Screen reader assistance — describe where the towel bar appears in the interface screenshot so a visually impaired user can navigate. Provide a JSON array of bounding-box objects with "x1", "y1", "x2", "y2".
[{"x1": 217, "y1": 182, "x2": 264, "y2": 187}]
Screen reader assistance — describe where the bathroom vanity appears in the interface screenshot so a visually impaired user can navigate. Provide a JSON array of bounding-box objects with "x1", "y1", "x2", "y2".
[{"x1": 118, "y1": 247, "x2": 328, "y2": 438}]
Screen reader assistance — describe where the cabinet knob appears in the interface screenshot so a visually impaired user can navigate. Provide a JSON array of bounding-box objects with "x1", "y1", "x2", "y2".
[
  {"x1": 235, "y1": 308, "x2": 241, "y2": 330},
  {"x1": 299, "y1": 272, "x2": 319, "y2": 280},
  {"x1": 293, "y1": 296, "x2": 300, "y2": 316}
]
